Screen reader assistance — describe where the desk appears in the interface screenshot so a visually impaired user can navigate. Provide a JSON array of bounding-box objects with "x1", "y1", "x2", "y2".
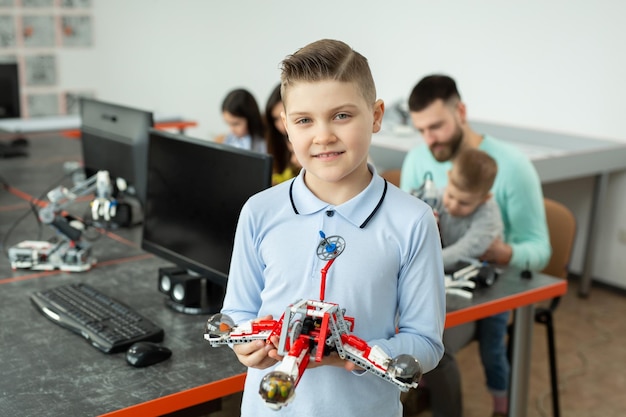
[
  {"x1": 0, "y1": 134, "x2": 244, "y2": 416},
  {"x1": 371, "y1": 120, "x2": 626, "y2": 297},
  {"x1": 445, "y1": 271, "x2": 566, "y2": 417},
  {"x1": 0, "y1": 135, "x2": 567, "y2": 417}
]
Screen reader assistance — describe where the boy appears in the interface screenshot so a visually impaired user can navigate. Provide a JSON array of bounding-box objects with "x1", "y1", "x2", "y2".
[
  {"x1": 220, "y1": 39, "x2": 445, "y2": 417},
  {"x1": 436, "y1": 148, "x2": 502, "y2": 270}
]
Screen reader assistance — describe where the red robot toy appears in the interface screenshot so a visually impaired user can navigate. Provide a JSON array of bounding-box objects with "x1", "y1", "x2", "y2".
[{"x1": 204, "y1": 231, "x2": 422, "y2": 410}]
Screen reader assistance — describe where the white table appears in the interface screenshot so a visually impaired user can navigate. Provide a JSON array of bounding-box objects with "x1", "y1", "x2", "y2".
[{"x1": 0, "y1": 114, "x2": 184, "y2": 134}]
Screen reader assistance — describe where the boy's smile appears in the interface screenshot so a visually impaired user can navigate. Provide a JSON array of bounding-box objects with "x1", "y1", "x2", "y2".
[
  {"x1": 281, "y1": 80, "x2": 384, "y2": 203},
  {"x1": 313, "y1": 150, "x2": 345, "y2": 160}
]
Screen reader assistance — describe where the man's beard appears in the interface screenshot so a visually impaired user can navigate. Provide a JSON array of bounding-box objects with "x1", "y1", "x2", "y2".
[{"x1": 431, "y1": 124, "x2": 463, "y2": 162}]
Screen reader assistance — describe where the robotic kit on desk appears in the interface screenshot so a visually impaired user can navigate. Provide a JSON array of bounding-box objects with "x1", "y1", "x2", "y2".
[
  {"x1": 444, "y1": 258, "x2": 499, "y2": 300},
  {"x1": 8, "y1": 169, "x2": 143, "y2": 272},
  {"x1": 204, "y1": 231, "x2": 423, "y2": 410}
]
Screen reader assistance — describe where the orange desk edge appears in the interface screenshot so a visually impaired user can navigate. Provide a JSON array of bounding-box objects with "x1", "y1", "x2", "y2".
[
  {"x1": 60, "y1": 121, "x2": 198, "y2": 138},
  {"x1": 98, "y1": 373, "x2": 246, "y2": 417},
  {"x1": 445, "y1": 280, "x2": 567, "y2": 328}
]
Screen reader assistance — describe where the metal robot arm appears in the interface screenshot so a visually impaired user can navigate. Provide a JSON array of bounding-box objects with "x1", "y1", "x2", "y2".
[
  {"x1": 8, "y1": 170, "x2": 115, "y2": 272},
  {"x1": 38, "y1": 170, "x2": 114, "y2": 242}
]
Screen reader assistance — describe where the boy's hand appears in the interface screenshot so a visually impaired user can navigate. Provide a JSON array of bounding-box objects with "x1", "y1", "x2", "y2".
[
  {"x1": 306, "y1": 351, "x2": 359, "y2": 372},
  {"x1": 266, "y1": 336, "x2": 359, "y2": 373},
  {"x1": 266, "y1": 334, "x2": 282, "y2": 361},
  {"x1": 233, "y1": 340, "x2": 277, "y2": 369},
  {"x1": 268, "y1": 344, "x2": 357, "y2": 372},
  {"x1": 232, "y1": 315, "x2": 278, "y2": 369}
]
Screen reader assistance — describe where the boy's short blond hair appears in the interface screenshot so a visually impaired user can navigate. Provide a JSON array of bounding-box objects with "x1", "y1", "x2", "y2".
[
  {"x1": 449, "y1": 148, "x2": 497, "y2": 195},
  {"x1": 280, "y1": 39, "x2": 376, "y2": 107}
]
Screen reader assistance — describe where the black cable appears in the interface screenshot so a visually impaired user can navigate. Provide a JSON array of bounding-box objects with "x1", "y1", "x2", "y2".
[{"x1": 80, "y1": 213, "x2": 106, "y2": 242}]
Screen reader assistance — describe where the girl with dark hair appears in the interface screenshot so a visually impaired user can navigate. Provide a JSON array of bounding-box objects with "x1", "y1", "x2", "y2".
[
  {"x1": 264, "y1": 84, "x2": 301, "y2": 184},
  {"x1": 217, "y1": 88, "x2": 267, "y2": 153}
]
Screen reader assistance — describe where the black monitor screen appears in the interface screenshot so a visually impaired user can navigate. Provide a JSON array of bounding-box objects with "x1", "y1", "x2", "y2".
[
  {"x1": 80, "y1": 98, "x2": 154, "y2": 204},
  {"x1": 141, "y1": 129, "x2": 273, "y2": 287},
  {"x1": 0, "y1": 63, "x2": 20, "y2": 119}
]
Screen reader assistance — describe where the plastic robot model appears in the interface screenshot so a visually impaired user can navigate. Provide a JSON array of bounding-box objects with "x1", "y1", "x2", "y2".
[
  {"x1": 445, "y1": 258, "x2": 498, "y2": 288},
  {"x1": 204, "y1": 231, "x2": 422, "y2": 410},
  {"x1": 8, "y1": 170, "x2": 115, "y2": 272},
  {"x1": 411, "y1": 171, "x2": 439, "y2": 212}
]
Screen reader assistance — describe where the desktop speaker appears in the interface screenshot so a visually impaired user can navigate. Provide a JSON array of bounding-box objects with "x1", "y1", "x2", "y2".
[{"x1": 157, "y1": 267, "x2": 224, "y2": 315}]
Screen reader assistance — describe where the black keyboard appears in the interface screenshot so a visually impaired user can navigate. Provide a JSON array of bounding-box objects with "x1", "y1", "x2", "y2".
[{"x1": 30, "y1": 283, "x2": 164, "y2": 353}]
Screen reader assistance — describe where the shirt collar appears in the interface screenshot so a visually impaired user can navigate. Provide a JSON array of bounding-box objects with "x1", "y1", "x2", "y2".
[{"x1": 288, "y1": 163, "x2": 388, "y2": 229}]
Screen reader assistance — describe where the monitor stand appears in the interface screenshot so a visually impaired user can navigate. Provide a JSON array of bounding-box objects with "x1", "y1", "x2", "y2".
[{"x1": 158, "y1": 267, "x2": 225, "y2": 315}]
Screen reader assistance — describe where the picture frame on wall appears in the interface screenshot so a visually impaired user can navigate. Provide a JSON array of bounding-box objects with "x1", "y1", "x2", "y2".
[
  {"x1": 24, "y1": 54, "x2": 57, "y2": 86},
  {"x1": 61, "y1": 15, "x2": 92, "y2": 47},
  {"x1": 21, "y1": 15, "x2": 56, "y2": 48},
  {"x1": 26, "y1": 92, "x2": 59, "y2": 117},
  {"x1": 0, "y1": 15, "x2": 16, "y2": 48}
]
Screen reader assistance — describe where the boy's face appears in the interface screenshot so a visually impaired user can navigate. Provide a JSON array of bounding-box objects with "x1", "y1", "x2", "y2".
[
  {"x1": 442, "y1": 176, "x2": 490, "y2": 218},
  {"x1": 281, "y1": 80, "x2": 383, "y2": 187},
  {"x1": 222, "y1": 111, "x2": 248, "y2": 138}
]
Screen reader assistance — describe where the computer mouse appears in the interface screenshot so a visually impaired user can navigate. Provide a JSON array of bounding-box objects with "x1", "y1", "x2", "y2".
[{"x1": 126, "y1": 341, "x2": 172, "y2": 367}]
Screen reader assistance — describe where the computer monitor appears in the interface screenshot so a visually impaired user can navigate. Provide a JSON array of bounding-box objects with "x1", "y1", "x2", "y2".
[
  {"x1": 79, "y1": 98, "x2": 154, "y2": 221},
  {"x1": 0, "y1": 63, "x2": 20, "y2": 119},
  {"x1": 141, "y1": 129, "x2": 273, "y2": 314}
]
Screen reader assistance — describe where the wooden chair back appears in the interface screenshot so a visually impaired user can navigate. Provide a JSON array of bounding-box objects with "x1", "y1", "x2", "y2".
[{"x1": 542, "y1": 198, "x2": 576, "y2": 279}]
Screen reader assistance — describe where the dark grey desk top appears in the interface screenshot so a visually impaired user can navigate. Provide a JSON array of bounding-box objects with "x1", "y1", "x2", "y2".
[
  {"x1": 0, "y1": 256, "x2": 246, "y2": 416},
  {"x1": 445, "y1": 267, "x2": 565, "y2": 319},
  {"x1": 0, "y1": 135, "x2": 246, "y2": 416}
]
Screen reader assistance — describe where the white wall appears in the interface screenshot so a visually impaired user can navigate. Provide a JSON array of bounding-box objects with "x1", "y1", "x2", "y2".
[{"x1": 57, "y1": 0, "x2": 626, "y2": 287}]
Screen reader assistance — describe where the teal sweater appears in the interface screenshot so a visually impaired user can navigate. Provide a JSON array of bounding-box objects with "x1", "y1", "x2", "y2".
[{"x1": 401, "y1": 135, "x2": 551, "y2": 270}]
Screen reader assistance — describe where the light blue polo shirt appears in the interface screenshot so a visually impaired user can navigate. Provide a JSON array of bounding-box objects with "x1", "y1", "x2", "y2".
[{"x1": 221, "y1": 164, "x2": 445, "y2": 417}]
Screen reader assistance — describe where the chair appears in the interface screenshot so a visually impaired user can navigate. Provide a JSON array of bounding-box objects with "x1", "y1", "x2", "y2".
[
  {"x1": 542, "y1": 198, "x2": 577, "y2": 280},
  {"x1": 508, "y1": 198, "x2": 576, "y2": 417},
  {"x1": 380, "y1": 169, "x2": 401, "y2": 187}
]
